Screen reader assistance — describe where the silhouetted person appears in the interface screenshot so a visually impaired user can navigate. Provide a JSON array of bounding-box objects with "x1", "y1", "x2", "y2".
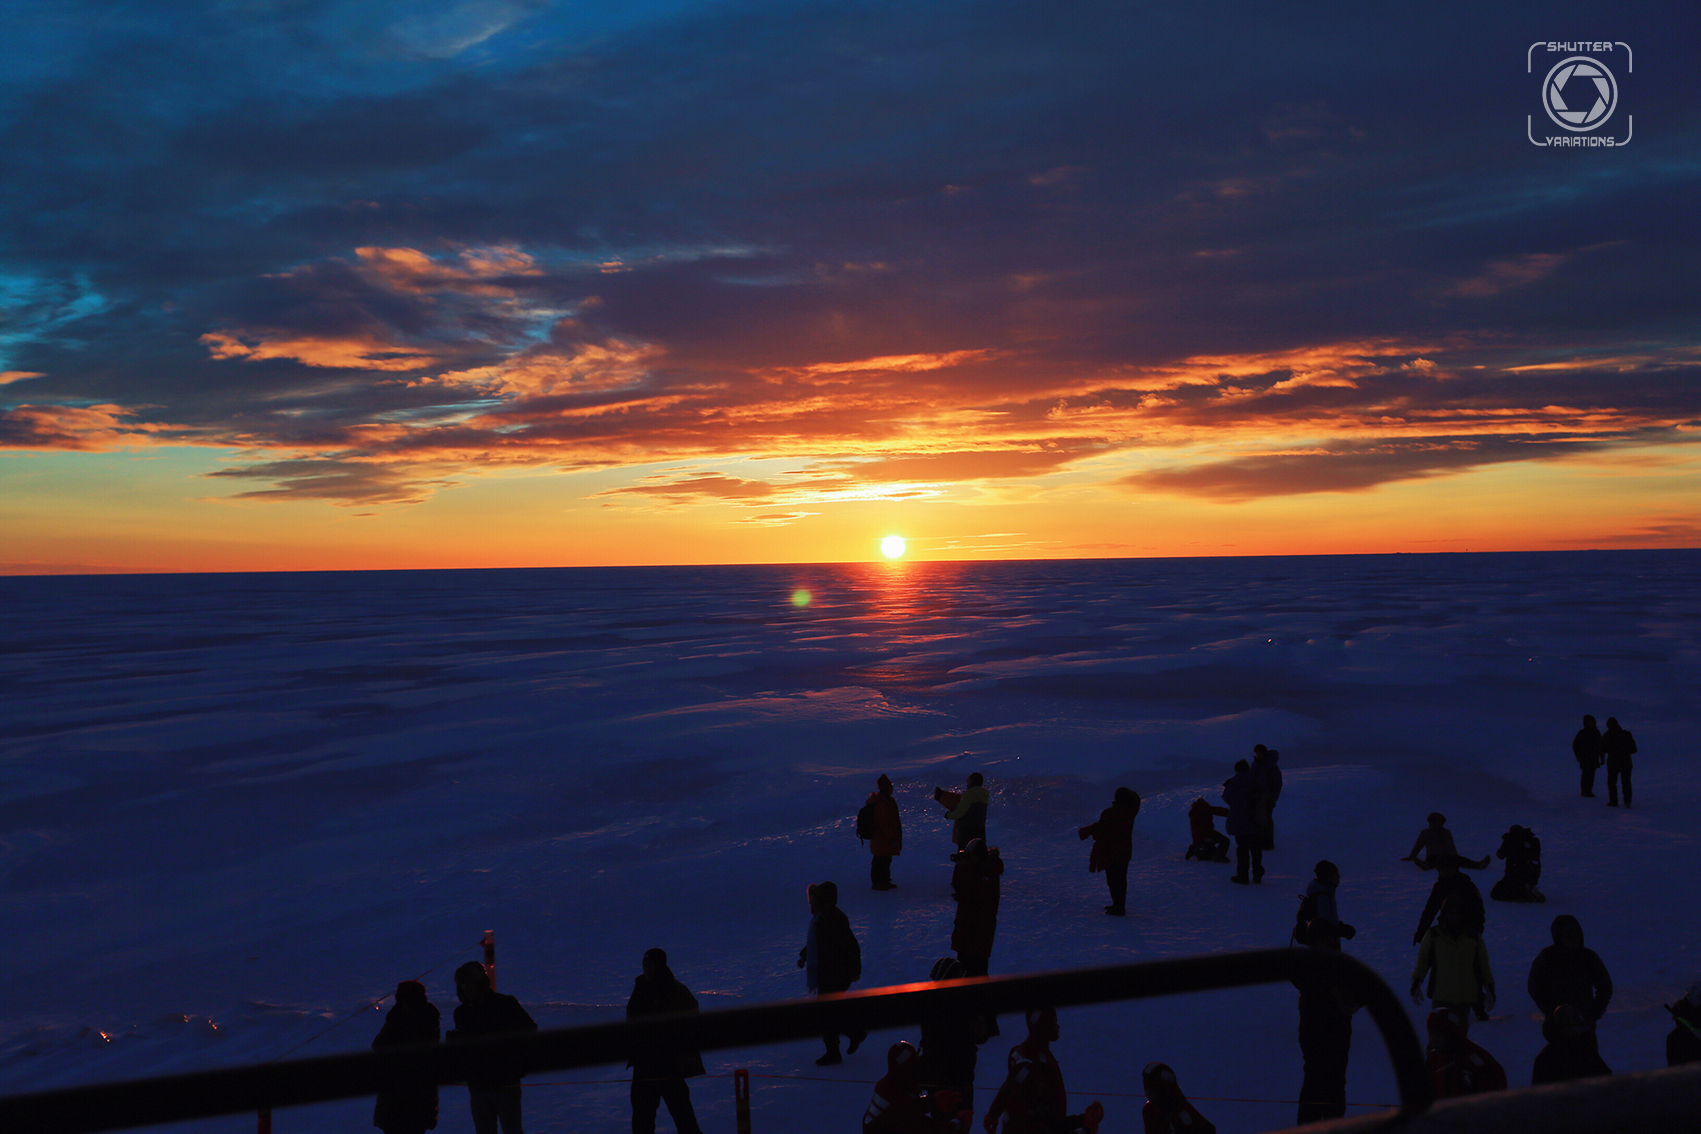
[
  {"x1": 865, "y1": 774, "x2": 904, "y2": 890},
  {"x1": 1424, "y1": 1008, "x2": 1506, "y2": 1099},
  {"x1": 1572, "y1": 714, "x2": 1603, "y2": 797},
  {"x1": 1184, "y1": 798, "x2": 1230, "y2": 863},
  {"x1": 626, "y1": 948, "x2": 705, "y2": 1134},
  {"x1": 952, "y1": 839, "x2": 1003, "y2": 977},
  {"x1": 1402, "y1": 813, "x2": 1489, "y2": 871},
  {"x1": 1665, "y1": 981, "x2": 1701, "y2": 1066},
  {"x1": 1293, "y1": 927, "x2": 1360, "y2": 1125},
  {"x1": 937, "y1": 773, "x2": 989, "y2": 851},
  {"x1": 1078, "y1": 787, "x2": 1140, "y2": 916},
  {"x1": 446, "y1": 961, "x2": 537, "y2": 1134},
  {"x1": 1411, "y1": 898, "x2": 1495, "y2": 1024},
  {"x1": 1222, "y1": 760, "x2": 1262, "y2": 884},
  {"x1": 982, "y1": 1007, "x2": 1104, "y2": 1134},
  {"x1": 863, "y1": 1040, "x2": 974, "y2": 1133},
  {"x1": 1489, "y1": 825, "x2": 1544, "y2": 903},
  {"x1": 918, "y1": 958, "x2": 993, "y2": 1117},
  {"x1": 798, "y1": 880, "x2": 865, "y2": 1065},
  {"x1": 1139, "y1": 1061, "x2": 1215, "y2": 1134},
  {"x1": 1251, "y1": 745, "x2": 1282, "y2": 851},
  {"x1": 1412, "y1": 856, "x2": 1484, "y2": 944},
  {"x1": 1295, "y1": 860, "x2": 1356, "y2": 946},
  {"x1": 1602, "y1": 717, "x2": 1637, "y2": 807},
  {"x1": 372, "y1": 980, "x2": 440, "y2": 1134},
  {"x1": 1531, "y1": 1004, "x2": 1611, "y2": 1085},
  {"x1": 1527, "y1": 914, "x2": 1612, "y2": 1025}
]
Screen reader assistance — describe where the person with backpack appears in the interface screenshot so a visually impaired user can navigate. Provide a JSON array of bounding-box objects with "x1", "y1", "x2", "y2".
[
  {"x1": 1489, "y1": 825, "x2": 1544, "y2": 902},
  {"x1": 1293, "y1": 861, "x2": 1356, "y2": 946},
  {"x1": 1411, "y1": 898, "x2": 1495, "y2": 1026},
  {"x1": 1183, "y1": 799, "x2": 1231, "y2": 863},
  {"x1": 1602, "y1": 717, "x2": 1637, "y2": 808},
  {"x1": 1077, "y1": 787, "x2": 1140, "y2": 916},
  {"x1": 798, "y1": 881, "x2": 865, "y2": 1065},
  {"x1": 861, "y1": 774, "x2": 904, "y2": 890},
  {"x1": 1572, "y1": 714, "x2": 1604, "y2": 798}
]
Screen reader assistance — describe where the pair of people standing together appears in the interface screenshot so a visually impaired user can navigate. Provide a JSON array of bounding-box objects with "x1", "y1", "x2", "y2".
[
  {"x1": 1223, "y1": 745, "x2": 1282, "y2": 884},
  {"x1": 1572, "y1": 715, "x2": 1637, "y2": 806}
]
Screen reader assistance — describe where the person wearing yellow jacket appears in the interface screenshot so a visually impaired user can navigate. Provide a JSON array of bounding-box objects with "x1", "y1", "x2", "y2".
[{"x1": 1411, "y1": 898, "x2": 1496, "y2": 1026}]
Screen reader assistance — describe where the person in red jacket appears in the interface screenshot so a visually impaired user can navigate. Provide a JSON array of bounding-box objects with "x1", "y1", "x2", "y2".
[
  {"x1": 1425, "y1": 1008, "x2": 1506, "y2": 1099},
  {"x1": 982, "y1": 1008, "x2": 1103, "y2": 1134},
  {"x1": 865, "y1": 774, "x2": 904, "y2": 890},
  {"x1": 1184, "y1": 799, "x2": 1231, "y2": 863},
  {"x1": 1140, "y1": 1061, "x2": 1215, "y2": 1134},
  {"x1": 952, "y1": 840, "x2": 1003, "y2": 977},
  {"x1": 864, "y1": 1041, "x2": 974, "y2": 1133},
  {"x1": 1077, "y1": 787, "x2": 1140, "y2": 916}
]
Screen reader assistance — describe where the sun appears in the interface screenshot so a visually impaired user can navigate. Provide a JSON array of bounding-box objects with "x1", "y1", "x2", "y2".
[{"x1": 881, "y1": 535, "x2": 907, "y2": 559}]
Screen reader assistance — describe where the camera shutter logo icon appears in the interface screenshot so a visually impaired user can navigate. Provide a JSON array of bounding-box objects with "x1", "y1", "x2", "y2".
[{"x1": 1543, "y1": 56, "x2": 1618, "y2": 131}]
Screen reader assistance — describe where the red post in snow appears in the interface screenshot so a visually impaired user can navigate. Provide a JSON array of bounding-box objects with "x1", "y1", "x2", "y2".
[
  {"x1": 481, "y1": 930, "x2": 495, "y2": 990},
  {"x1": 734, "y1": 1068, "x2": 752, "y2": 1134}
]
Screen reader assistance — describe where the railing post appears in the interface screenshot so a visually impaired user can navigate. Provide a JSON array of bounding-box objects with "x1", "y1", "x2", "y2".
[
  {"x1": 733, "y1": 1068, "x2": 751, "y2": 1134},
  {"x1": 481, "y1": 930, "x2": 495, "y2": 990}
]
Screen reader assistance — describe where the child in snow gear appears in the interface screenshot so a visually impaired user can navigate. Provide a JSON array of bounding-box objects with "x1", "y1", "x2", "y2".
[
  {"x1": 447, "y1": 961, "x2": 538, "y2": 1134},
  {"x1": 1664, "y1": 981, "x2": 1701, "y2": 1066},
  {"x1": 1139, "y1": 1061, "x2": 1215, "y2": 1134},
  {"x1": 1221, "y1": 760, "x2": 1262, "y2": 884},
  {"x1": 799, "y1": 881, "x2": 865, "y2": 1065},
  {"x1": 371, "y1": 980, "x2": 440, "y2": 1134},
  {"x1": 1602, "y1": 717, "x2": 1636, "y2": 807},
  {"x1": 1078, "y1": 787, "x2": 1140, "y2": 915},
  {"x1": 1401, "y1": 813, "x2": 1490, "y2": 871},
  {"x1": 863, "y1": 1041, "x2": 975, "y2": 1133},
  {"x1": 1293, "y1": 861, "x2": 1356, "y2": 946},
  {"x1": 1411, "y1": 899, "x2": 1495, "y2": 1026},
  {"x1": 982, "y1": 1008, "x2": 1103, "y2": 1134},
  {"x1": 1572, "y1": 714, "x2": 1603, "y2": 797},
  {"x1": 1184, "y1": 799, "x2": 1231, "y2": 863},
  {"x1": 952, "y1": 840, "x2": 1003, "y2": 976},
  {"x1": 626, "y1": 949, "x2": 706, "y2": 1134},
  {"x1": 864, "y1": 774, "x2": 904, "y2": 890},
  {"x1": 1489, "y1": 825, "x2": 1543, "y2": 902},
  {"x1": 937, "y1": 774, "x2": 990, "y2": 851},
  {"x1": 1425, "y1": 1008, "x2": 1506, "y2": 1099}
]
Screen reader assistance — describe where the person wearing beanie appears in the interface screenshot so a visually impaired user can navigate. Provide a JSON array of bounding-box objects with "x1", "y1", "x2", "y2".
[
  {"x1": 371, "y1": 980, "x2": 441, "y2": 1134},
  {"x1": 1140, "y1": 1061, "x2": 1215, "y2": 1134},
  {"x1": 863, "y1": 1041, "x2": 975, "y2": 1133},
  {"x1": 798, "y1": 881, "x2": 865, "y2": 1065},
  {"x1": 863, "y1": 774, "x2": 904, "y2": 890},
  {"x1": 626, "y1": 948, "x2": 706, "y2": 1134},
  {"x1": 1078, "y1": 787, "x2": 1141, "y2": 915},
  {"x1": 1425, "y1": 1008, "x2": 1506, "y2": 1099}
]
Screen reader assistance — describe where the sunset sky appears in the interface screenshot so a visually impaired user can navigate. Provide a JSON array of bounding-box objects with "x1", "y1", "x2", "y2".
[{"x1": 2, "y1": 1, "x2": 1697, "y2": 573}]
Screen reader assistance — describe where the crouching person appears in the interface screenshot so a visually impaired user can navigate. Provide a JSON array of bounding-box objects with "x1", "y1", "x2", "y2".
[{"x1": 864, "y1": 1041, "x2": 974, "y2": 1133}]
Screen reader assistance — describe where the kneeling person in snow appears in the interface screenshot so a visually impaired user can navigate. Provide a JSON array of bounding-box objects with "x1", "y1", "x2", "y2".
[
  {"x1": 1184, "y1": 799, "x2": 1230, "y2": 863},
  {"x1": 982, "y1": 1008, "x2": 1103, "y2": 1134}
]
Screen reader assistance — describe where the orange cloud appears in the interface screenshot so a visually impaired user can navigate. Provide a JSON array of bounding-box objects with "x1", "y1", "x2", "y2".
[
  {"x1": 350, "y1": 245, "x2": 541, "y2": 296},
  {"x1": 1446, "y1": 253, "x2": 1569, "y2": 298},
  {"x1": 0, "y1": 404, "x2": 168, "y2": 451},
  {"x1": 0, "y1": 371, "x2": 46, "y2": 385},
  {"x1": 201, "y1": 330, "x2": 440, "y2": 371}
]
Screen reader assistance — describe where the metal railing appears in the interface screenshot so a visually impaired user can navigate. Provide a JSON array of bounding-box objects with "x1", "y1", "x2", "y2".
[{"x1": 0, "y1": 947, "x2": 1424, "y2": 1133}]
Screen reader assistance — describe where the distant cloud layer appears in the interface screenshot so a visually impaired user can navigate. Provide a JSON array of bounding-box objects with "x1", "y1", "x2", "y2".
[{"x1": 1, "y1": 0, "x2": 1697, "y2": 524}]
